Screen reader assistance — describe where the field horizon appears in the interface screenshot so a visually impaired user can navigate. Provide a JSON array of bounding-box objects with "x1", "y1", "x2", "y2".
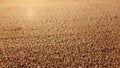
[{"x1": 0, "y1": 0, "x2": 120, "y2": 68}]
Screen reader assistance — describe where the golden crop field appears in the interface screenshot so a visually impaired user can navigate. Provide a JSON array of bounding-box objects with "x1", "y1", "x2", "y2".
[{"x1": 0, "y1": 0, "x2": 120, "y2": 68}]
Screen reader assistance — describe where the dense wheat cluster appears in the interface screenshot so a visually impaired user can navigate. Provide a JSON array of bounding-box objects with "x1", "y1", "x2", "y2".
[{"x1": 0, "y1": 0, "x2": 120, "y2": 68}]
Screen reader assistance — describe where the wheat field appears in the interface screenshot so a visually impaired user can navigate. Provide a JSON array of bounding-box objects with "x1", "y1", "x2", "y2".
[{"x1": 0, "y1": 0, "x2": 120, "y2": 68}]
